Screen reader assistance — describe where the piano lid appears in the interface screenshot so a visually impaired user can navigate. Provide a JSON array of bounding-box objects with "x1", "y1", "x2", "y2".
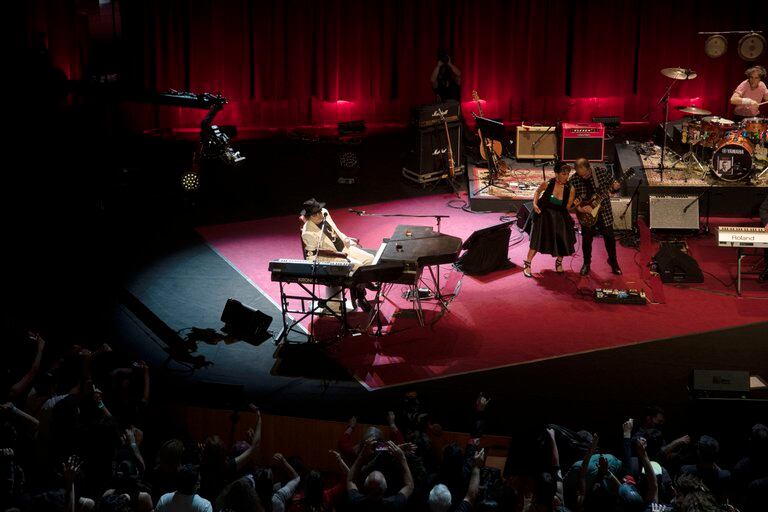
[{"x1": 378, "y1": 225, "x2": 463, "y2": 267}]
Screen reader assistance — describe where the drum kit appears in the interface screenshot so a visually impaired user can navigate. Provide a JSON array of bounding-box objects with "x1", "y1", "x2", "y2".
[{"x1": 660, "y1": 67, "x2": 768, "y2": 182}]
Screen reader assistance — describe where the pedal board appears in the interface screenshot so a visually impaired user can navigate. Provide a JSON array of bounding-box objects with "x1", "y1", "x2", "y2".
[{"x1": 593, "y1": 288, "x2": 647, "y2": 305}]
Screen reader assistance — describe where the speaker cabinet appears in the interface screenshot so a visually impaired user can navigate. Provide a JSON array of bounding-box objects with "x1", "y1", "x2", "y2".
[
  {"x1": 692, "y1": 370, "x2": 750, "y2": 395},
  {"x1": 610, "y1": 197, "x2": 634, "y2": 231},
  {"x1": 221, "y1": 298, "x2": 272, "y2": 339},
  {"x1": 454, "y1": 221, "x2": 515, "y2": 275},
  {"x1": 403, "y1": 123, "x2": 463, "y2": 184},
  {"x1": 516, "y1": 201, "x2": 534, "y2": 234},
  {"x1": 649, "y1": 195, "x2": 699, "y2": 230},
  {"x1": 516, "y1": 126, "x2": 557, "y2": 160},
  {"x1": 652, "y1": 243, "x2": 704, "y2": 283}
]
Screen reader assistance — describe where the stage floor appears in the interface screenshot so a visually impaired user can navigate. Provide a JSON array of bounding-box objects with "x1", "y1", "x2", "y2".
[{"x1": 197, "y1": 194, "x2": 768, "y2": 390}]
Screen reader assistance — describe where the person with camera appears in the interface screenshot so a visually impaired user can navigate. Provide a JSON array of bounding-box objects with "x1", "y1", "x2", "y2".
[
  {"x1": 347, "y1": 439, "x2": 413, "y2": 511},
  {"x1": 431, "y1": 49, "x2": 461, "y2": 103}
]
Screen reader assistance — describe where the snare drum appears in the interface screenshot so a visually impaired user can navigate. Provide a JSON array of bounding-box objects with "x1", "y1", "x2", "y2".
[
  {"x1": 742, "y1": 117, "x2": 767, "y2": 144},
  {"x1": 711, "y1": 132, "x2": 754, "y2": 181},
  {"x1": 701, "y1": 116, "x2": 735, "y2": 147}
]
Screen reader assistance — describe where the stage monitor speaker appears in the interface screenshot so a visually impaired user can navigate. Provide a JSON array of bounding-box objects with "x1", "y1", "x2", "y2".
[
  {"x1": 649, "y1": 195, "x2": 699, "y2": 230},
  {"x1": 455, "y1": 221, "x2": 516, "y2": 275},
  {"x1": 652, "y1": 243, "x2": 704, "y2": 283},
  {"x1": 516, "y1": 126, "x2": 557, "y2": 160},
  {"x1": 610, "y1": 197, "x2": 634, "y2": 231},
  {"x1": 691, "y1": 370, "x2": 750, "y2": 398},
  {"x1": 516, "y1": 202, "x2": 534, "y2": 234},
  {"x1": 221, "y1": 298, "x2": 272, "y2": 340}
]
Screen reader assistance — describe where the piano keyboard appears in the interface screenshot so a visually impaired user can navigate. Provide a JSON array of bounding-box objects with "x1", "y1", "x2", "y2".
[{"x1": 717, "y1": 226, "x2": 768, "y2": 248}]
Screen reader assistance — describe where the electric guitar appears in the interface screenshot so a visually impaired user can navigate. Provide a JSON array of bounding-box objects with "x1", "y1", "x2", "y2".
[
  {"x1": 575, "y1": 167, "x2": 635, "y2": 228},
  {"x1": 472, "y1": 90, "x2": 502, "y2": 160}
]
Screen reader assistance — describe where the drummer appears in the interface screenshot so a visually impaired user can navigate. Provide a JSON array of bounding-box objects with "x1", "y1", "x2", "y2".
[{"x1": 730, "y1": 65, "x2": 768, "y2": 121}]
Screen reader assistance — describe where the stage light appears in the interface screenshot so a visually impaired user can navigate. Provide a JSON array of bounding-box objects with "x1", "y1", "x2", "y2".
[
  {"x1": 181, "y1": 171, "x2": 200, "y2": 191},
  {"x1": 339, "y1": 151, "x2": 358, "y2": 168}
]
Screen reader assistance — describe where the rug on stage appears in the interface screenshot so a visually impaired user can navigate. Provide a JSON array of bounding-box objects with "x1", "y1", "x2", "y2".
[
  {"x1": 469, "y1": 164, "x2": 557, "y2": 199},
  {"x1": 198, "y1": 195, "x2": 768, "y2": 390},
  {"x1": 639, "y1": 148, "x2": 768, "y2": 188}
]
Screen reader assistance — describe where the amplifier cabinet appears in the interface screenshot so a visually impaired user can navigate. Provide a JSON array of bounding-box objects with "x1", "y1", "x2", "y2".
[
  {"x1": 516, "y1": 125, "x2": 557, "y2": 160},
  {"x1": 610, "y1": 197, "x2": 634, "y2": 231},
  {"x1": 560, "y1": 122, "x2": 605, "y2": 162},
  {"x1": 649, "y1": 195, "x2": 699, "y2": 230},
  {"x1": 403, "y1": 123, "x2": 463, "y2": 184}
]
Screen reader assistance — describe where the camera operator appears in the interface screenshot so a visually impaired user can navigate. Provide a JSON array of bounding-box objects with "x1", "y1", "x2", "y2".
[{"x1": 431, "y1": 49, "x2": 462, "y2": 102}]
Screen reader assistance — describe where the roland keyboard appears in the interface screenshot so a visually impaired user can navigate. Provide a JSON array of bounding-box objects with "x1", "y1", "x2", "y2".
[
  {"x1": 717, "y1": 226, "x2": 768, "y2": 248},
  {"x1": 268, "y1": 259, "x2": 353, "y2": 286}
]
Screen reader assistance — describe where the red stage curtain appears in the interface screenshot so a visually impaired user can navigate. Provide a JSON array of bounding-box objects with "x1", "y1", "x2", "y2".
[{"x1": 25, "y1": 0, "x2": 765, "y2": 131}]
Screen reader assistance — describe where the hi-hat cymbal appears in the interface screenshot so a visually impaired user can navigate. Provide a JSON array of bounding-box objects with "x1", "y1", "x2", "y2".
[
  {"x1": 661, "y1": 67, "x2": 697, "y2": 80},
  {"x1": 676, "y1": 105, "x2": 711, "y2": 115}
]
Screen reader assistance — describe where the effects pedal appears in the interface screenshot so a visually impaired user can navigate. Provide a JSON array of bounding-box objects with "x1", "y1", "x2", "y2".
[{"x1": 593, "y1": 288, "x2": 647, "y2": 305}]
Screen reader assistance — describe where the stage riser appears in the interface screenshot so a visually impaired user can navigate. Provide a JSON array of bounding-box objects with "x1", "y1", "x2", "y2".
[{"x1": 614, "y1": 143, "x2": 768, "y2": 218}]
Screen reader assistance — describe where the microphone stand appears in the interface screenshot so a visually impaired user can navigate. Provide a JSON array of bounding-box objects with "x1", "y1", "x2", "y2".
[
  {"x1": 682, "y1": 183, "x2": 714, "y2": 234},
  {"x1": 652, "y1": 72, "x2": 691, "y2": 183},
  {"x1": 530, "y1": 123, "x2": 557, "y2": 181},
  {"x1": 310, "y1": 212, "x2": 329, "y2": 328},
  {"x1": 350, "y1": 210, "x2": 450, "y2": 232},
  {"x1": 620, "y1": 174, "x2": 641, "y2": 225}
]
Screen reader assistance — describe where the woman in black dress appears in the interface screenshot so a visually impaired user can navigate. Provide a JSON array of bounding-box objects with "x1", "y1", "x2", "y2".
[{"x1": 523, "y1": 164, "x2": 577, "y2": 277}]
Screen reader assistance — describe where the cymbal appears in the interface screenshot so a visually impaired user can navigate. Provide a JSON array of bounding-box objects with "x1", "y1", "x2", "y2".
[
  {"x1": 661, "y1": 67, "x2": 697, "y2": 80},
  {"x1": 676, "y1": 105, "x2": 711, "y2": 115}
]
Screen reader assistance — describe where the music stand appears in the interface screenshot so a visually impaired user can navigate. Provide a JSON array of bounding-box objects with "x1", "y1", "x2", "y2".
[{"x1": 474, "y1": 115, "x2": 506, "y2": 195}]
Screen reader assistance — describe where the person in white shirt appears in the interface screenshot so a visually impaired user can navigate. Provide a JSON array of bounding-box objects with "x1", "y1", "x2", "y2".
[
  {"x1": 155, "y1": 464, "x2": 212, "y2": 512},
  {"x1": 730, "y1": 65, "x2": 768, "y2": 121}
]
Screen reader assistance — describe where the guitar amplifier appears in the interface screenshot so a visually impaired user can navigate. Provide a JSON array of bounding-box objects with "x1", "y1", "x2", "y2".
[
  {"x1": 610, "y1": 197, "x2": 634, "y2": 231},
  {"x1": 649, "y1": 195, "x2": 699, "y2": 230},
  {"x1": 413, "y1": 101, "x2": 461, "y2": 128},
  {"x1": 516, "y1": 125, "x2": 557, "y2": 160},
  {"x1": 560, "y1": 122, "x2": 605, "y2": 162}
]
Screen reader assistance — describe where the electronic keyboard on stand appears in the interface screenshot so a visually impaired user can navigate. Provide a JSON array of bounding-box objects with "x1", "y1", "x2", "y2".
[{"x1": 717, "y1": 226, "x2": 768, "y2": 295}]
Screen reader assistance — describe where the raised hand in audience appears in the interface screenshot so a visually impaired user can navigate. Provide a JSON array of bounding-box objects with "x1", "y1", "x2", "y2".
[{"x1": 234, "y1": 404, "x2": 261, "y2": 472}]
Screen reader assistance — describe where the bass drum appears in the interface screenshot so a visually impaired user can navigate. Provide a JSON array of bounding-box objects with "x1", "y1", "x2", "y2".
[{"x1": 711, "y1": 133, "x2": 754, "y2": 181}]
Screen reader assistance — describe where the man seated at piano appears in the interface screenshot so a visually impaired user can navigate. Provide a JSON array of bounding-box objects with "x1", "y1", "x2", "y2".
[
  {"x1": 761, "y1": 194, "x2": 768, "y2": 283},
  {"x1": 300, "y1": 198, "x2": 375, "y2": 310}
]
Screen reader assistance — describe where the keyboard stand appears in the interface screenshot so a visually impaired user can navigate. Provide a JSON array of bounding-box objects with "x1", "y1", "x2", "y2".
[
  {"x1": 735, "y1": 247, "x2": 763, "y2": 296},
  {"x1": 275, "y1": 281, "x2": 350, "y2": 345}
]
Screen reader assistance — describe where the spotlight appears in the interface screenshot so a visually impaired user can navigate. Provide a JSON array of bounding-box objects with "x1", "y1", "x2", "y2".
[{"x1": 181, "y1": 171, "x2": 200, "y2": 191}]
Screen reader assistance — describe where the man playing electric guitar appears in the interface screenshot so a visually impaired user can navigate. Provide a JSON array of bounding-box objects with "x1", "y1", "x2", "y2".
[{"x1": 569, "y1": 158, "x2": 622, "y2": 276}]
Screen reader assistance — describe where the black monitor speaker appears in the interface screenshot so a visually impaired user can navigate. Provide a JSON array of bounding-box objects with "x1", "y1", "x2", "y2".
[{"x1": 221, "y1": 298, "x2": 272, "y2": 340}]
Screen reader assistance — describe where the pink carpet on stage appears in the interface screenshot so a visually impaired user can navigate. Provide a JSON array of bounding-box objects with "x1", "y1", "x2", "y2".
[{"x1": 198, "y1": 195, "x2": 768, "y2": 390}]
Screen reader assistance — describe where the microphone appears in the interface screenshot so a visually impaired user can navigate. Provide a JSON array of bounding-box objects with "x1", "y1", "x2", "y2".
[
  {"x1": 348, "y1": 209, "x2": 366, "y2": 215},
  {"x1": 323, "y1": 211, "x2": 328, "y2": 217}
]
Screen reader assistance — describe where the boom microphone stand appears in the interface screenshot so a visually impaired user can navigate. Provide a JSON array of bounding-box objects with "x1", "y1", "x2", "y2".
[{"x1": 649, "y1": 67, "x2": 697, "y2": 183}]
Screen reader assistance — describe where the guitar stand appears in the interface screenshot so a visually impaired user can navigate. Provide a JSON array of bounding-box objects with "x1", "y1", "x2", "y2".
[{"x1": 473, "y1": 115, "x2": 508, "y2": 196}]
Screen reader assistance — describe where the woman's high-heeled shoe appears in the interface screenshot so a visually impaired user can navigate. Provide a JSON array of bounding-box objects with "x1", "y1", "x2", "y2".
[
  {"x1": 523, "y1": 260, "x2": 532, "y2": 278},
  {"x1": 555, "y1": 257, "x2": 564, "y2": 273}
]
